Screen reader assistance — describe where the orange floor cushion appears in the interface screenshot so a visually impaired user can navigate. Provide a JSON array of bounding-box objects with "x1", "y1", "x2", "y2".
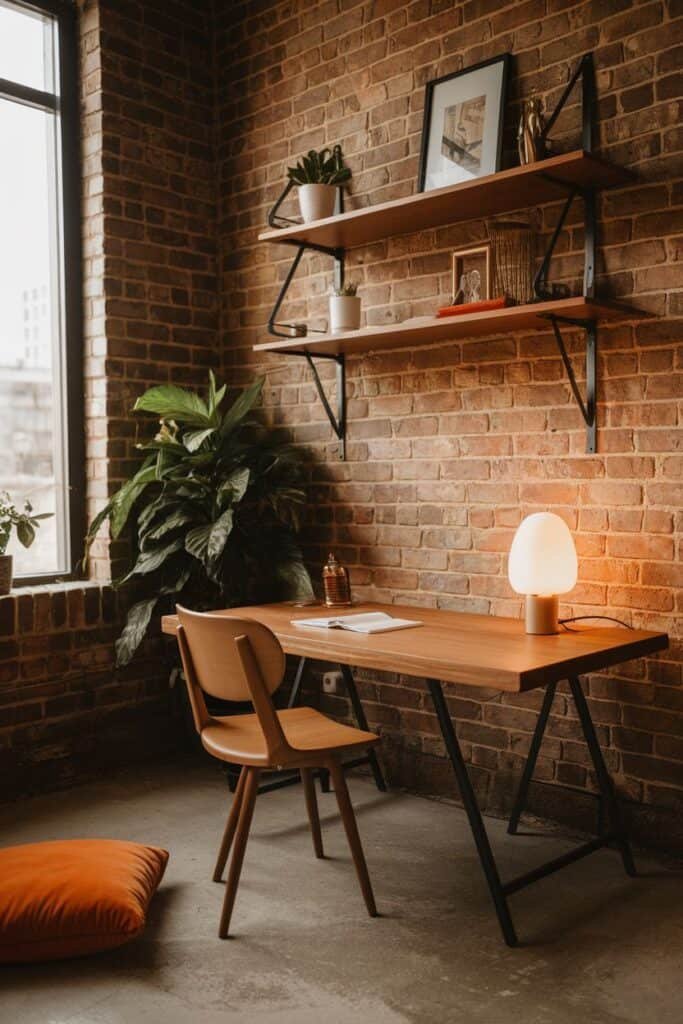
[{"x1": 0, "y1": 838, "x2": 168, "y2": 963}]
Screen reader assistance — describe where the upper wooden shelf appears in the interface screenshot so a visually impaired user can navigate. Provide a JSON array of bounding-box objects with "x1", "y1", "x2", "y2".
[
  {"x1": 254, "y1": 296, "x2": 642, "y2": 357},
  {"x1": 258, "y1": 151, "x2": 633, "y2": 252}
]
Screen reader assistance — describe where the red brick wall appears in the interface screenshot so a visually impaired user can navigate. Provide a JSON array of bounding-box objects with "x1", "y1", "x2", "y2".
[
  {"x1": 215, "y1": 0, "x2": 683, "y2": 850},
  {"x1": 0, "y1": 0, "x2": 218, "y2": 798}
]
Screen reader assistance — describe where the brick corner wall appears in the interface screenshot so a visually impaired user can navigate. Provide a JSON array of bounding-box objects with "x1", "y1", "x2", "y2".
[{"x1": 215, "y1": 0, "x2": 683, "y2": 854}]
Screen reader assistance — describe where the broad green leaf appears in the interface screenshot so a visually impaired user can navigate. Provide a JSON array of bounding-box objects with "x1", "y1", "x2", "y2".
[
  {"x1": 207, "y1": 370, "x2": 227, "y2": 423},
  {"x1": 185, "y1": 523, "x2": 212, "y2": 562},
  {"x1": 219, "y1": 377, "x2": 263, "y2": 437},
  {"x1": 110, "y1": 463, "x2": 158, "y2": 538},
  {"x1": 207, "y1": 508, "x2": 234, "y2": 564},
  {"x1": 134, "y1": 384, "x2": 212, "y2": 427},
  {"x1": 115, "y1": 597, "x2": 158, "y2": 666},
  {"x1": 217, "y1": 467, "x2": 250, "y2": 508},
  {"x1": 119, "y1": 537, "x2": 184, "y2": 584},
  {"x1": 16, "y1": 520, "x2": 35, "y2": 548},
  {"x1": 183, "y1": 427, "x2": 216, "y2": 453},
  {"x1": 213, "y1": 382, "x2": 227, "y2": 413},
  {"x1": 85, "y1": 500, "x2": 113, "y2": 542},
  {"x1": 141, "y1": 509, "x2": 195, "y2": 545},
  {"x1": 137, "y1": 493, "x2": 170, "y2": 532},
  {"x1": 277, "y1": 558, "x2": 314, "y2": 600}
]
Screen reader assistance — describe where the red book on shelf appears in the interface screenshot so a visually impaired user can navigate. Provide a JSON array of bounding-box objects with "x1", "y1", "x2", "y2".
[{"x1": 436, "y1": 296, "x2": 509, "y2": 318}]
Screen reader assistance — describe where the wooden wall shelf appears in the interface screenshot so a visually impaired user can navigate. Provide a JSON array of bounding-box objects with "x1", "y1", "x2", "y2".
[
  {"x1": 259, "y1": 151, "x2": 632, "y2": 252},
  {"x1": 258, "y1": 55, "x2": 643, "y2": 457},
  {"x1": 254, "y1": 297, "x2": 641, "y2": 357}
]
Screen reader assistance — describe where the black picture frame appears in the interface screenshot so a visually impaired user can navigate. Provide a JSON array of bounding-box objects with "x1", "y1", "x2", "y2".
[{"x1": 417, "y1": 54, "x2": 511, "y2": 193}]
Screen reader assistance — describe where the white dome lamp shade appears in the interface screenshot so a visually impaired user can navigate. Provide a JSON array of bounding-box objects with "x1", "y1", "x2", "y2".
[{"x1": 508, "y1": 512, "x2": 578, "y2": 635}]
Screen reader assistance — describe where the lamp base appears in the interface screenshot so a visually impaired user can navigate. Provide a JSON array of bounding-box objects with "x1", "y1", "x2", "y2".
[{"x1": 525, "y1": 594, "x2": 559, "y2": 635}]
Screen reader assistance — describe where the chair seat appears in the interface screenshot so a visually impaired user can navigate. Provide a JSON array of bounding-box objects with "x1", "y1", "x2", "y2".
[{"x1": 201, "y1": 706, "x2": 379, "y2": 767}]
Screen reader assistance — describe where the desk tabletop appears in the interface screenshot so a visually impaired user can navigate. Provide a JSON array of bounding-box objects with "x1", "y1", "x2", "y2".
[{"x1": 161, "y1": 602, "x2": 668, "y2": 693}]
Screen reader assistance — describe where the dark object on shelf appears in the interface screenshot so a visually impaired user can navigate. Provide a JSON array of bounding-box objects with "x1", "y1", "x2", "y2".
[
  {"x1": 418, "y1": 54, "x2": 510, "y2": 192},
  {"x1": 323, "y1": 552, "x2": 352, "y2": 607},
  {"x1": 437, "y1": 296, "x2": 508, "y2": 318},
  {"x1": 517, "y1": 98, "x2": 546, "y2": 165}
]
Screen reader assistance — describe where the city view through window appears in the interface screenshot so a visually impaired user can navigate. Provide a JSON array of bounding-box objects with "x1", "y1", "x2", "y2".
[{"x1": 0, "y1": 3, "x2": 69, "y2": 577}]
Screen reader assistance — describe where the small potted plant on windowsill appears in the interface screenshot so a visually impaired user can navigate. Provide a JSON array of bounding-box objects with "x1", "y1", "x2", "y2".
[
  {"x1": 0, "y1": 492, "x2": 51, "y2": 595},
  {"x1": 287, "y1": 145, "x2": 351, "y2": 223},
  {"x1": 329, "y1": 281, "x2": 361, "y2": 333}
]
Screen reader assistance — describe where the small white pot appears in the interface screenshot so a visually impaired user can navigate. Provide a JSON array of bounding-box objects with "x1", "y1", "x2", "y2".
[
  {"x1": 298, "y1": 184, "x2": 337, "y2": 223},
  {"x1": 329, "y1": 294, "x2": 361, "y2": 334}
]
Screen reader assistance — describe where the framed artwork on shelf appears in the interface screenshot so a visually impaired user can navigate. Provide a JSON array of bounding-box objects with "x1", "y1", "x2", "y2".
[
  {"x1": 417, "y1": 54, "x2": 510, "y2": 192},
  {"x1": 451, "y1": 244, "x2": 492, "y2": 304}
]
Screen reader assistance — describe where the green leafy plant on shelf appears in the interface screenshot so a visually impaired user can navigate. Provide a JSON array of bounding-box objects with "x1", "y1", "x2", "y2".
[
  {"x1": 85, "y1": 374, "x2": 313, "y2": 666},
  {"x1": 332, "y1": 282, "x2": 358, "y2": 297},
  {"x1": 287, "y1": 145, "x2": 351, "y2": 186}
]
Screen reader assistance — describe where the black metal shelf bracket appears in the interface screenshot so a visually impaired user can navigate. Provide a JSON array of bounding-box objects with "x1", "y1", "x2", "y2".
[
  {"x1": 533, "y1": 52, "x2": 598, "y2": 453},
  {"x1": 541, "y1": 313, "x2": 597, "y2": 453},
  {"x1": 266, "y1": 179, "x2": 348, "y2": 457},
  {"x1": 301, "y1": 351, "x2": 346, "y2": 460}
]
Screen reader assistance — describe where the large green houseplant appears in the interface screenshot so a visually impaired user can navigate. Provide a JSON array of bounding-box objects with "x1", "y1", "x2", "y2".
[{"x1": 86, "y1": 374, "x2": 313, "y2": 665}]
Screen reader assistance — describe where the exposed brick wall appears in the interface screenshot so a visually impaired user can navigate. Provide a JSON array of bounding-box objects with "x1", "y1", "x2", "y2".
[
  {"x1": 0, "y1": 0, "x2": 218, "y2": 799},
  {"x1": 2, "y1": 0, "x2": 681, "y2": 851},
  {"x1": 215, "y1": 0, "x2": 683, "y2": 851},
  {"x1": 84, "y1": 0, "x2": 219, "y2": 578}
]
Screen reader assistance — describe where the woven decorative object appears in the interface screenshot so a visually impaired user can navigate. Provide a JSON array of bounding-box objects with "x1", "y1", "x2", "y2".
[{"x1": 487, "y1": 220, "x2": 535, "y2": 305}]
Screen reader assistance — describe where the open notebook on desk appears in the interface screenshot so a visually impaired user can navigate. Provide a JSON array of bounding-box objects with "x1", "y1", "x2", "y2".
[{"x1": 291, "y1": 611, "x2": 421, "y2": 634}]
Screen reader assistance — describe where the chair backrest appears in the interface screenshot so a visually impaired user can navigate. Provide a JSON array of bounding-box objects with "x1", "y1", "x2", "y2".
[
  {"x1": 176, "y1": 606, "x2": 285, "y2": 702},
  {"x1": 175, "y1": 606, "x2": 290, "y2": 762}
]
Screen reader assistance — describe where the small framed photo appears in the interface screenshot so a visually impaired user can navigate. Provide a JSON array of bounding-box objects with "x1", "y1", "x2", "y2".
[
  {"x1": 418, "y1": 54, "x2": 510, "y2": 192},
  {"x1": 452, "y1": 244, "x2": 491, "y2": 305}
]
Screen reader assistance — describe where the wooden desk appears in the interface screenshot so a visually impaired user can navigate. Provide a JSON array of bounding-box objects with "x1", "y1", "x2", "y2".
[{"x1": 162, "y1": 601, "x2": 668, "y2": 946}]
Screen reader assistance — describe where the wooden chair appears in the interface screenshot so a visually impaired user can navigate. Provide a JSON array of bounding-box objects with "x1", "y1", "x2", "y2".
[{"x1": 175, "y1": 605, "x2": 380, "y2": 938}]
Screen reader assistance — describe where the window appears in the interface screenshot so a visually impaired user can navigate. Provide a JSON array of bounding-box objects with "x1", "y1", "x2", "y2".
[{"x1": 0, "y1": 0, "x2": 82, "y2": 581}]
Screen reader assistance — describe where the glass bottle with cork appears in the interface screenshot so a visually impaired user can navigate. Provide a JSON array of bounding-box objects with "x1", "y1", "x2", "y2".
[{"x1": 322, "y1": 552, "x2": 352, "y2": 607}]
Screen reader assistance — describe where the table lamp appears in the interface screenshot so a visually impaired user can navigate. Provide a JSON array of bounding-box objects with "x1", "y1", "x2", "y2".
[{"x1": 508, "y1": 512, "x2": 578, "y2": 635}]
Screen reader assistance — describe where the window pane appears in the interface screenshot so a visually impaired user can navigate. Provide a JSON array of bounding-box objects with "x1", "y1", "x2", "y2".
[
  {"x1": 0, "y1": 3, "x2": 55, "y2": 94},
  {"x1": 0, "y1": 96, "x2": 68, "y2": 576}
]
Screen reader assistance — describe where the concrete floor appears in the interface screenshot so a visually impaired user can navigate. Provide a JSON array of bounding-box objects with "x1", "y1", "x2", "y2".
[{"x1": 1, "y1": 758, "x2": 682, "y2": 1024}]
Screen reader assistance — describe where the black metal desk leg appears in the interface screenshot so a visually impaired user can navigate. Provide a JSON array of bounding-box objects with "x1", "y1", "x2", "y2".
[
  {"x1": 340, "y1": 664, "x2": 387, "y2": 792},
  {"x1": 288, "y1": 656, "x2": 308, "y2": 709},
  {"x1": 508, "y1": 682, "x2": 557, "y2": 834},
  {"x1": 428, "y1": 679, "x2": 518, "y2": 947},
  {"x1": 569, "y1": 677, "x2": 636, "y2": 877}
]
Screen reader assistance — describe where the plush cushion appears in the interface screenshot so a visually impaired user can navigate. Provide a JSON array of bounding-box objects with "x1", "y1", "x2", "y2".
[{"x1": 0, "y1": 838, "x2": 168, "y2": 963}]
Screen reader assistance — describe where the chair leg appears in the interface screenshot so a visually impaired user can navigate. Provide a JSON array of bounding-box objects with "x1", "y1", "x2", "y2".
[
  {"x1": 301, "y1": 767, "x2": 324, "y2": 858},
  {"x1": 213, "y1": 766, "x2": 247, "y2": 882},
  {"x1": 328, "y1": 760, "x2": 377, "y2": 918},
  {"x1": 219, "y1": 767, "x2": 260, "y2": 939}
]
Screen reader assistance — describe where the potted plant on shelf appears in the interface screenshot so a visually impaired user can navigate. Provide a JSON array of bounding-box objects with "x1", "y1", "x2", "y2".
[
  {"x1": 0, "y1": 492, "x2": 51, "y2": 595},
  {"x1": 287, "y1": 145, "x2": 351, "y2": 223},
  {"x1": 84, "y1": 373, "x2": 313, "y2": 665},
  {"x1": 329, "y1": 281, "x2": 361, "y2": 333}
]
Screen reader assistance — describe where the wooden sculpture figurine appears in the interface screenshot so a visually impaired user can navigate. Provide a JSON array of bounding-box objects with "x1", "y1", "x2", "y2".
[{"x1": 517, "y1": 98, "x2": 545, "y2": 165}]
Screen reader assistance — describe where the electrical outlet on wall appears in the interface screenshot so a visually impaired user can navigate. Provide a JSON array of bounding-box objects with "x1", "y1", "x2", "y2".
[{"x1": 322, "y1": 671, "x2": 343, "y2": 695}]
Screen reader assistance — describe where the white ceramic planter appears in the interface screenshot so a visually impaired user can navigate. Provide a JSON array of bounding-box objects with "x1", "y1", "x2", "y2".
[
  {"x1": 329, "y1": 295, "x2": 361, "y2": 334},
  {"x1": 298, "y1": 184, "x2": 336, "y2": 223}
]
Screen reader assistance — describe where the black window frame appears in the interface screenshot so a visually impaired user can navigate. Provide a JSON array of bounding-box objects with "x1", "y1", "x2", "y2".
[{"x1": 0, "y1": 0, "x2": 84, "y2": 585}]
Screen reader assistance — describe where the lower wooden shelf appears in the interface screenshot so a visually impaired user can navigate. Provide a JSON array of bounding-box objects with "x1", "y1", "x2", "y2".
[{"x1": 253, "y1": 297, "x2": 642, "y2": 357}]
